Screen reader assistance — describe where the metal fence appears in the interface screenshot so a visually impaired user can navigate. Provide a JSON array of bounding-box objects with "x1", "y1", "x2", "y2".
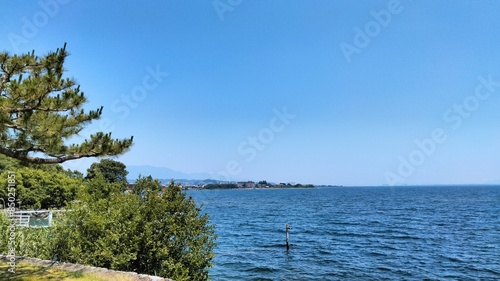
[{"x1": 2, "y1": 210, "x2": 67, "y2": 228}]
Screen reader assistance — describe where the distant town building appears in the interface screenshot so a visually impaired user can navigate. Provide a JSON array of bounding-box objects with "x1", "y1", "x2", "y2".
[{"x1": 236, "y1": 181, "x2": 255, "y2": 188}]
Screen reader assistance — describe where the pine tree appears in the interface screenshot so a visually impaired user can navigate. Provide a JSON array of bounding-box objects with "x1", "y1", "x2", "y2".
[{"x1": 0, "y1": 43, "x2": 133, "y2": 164}]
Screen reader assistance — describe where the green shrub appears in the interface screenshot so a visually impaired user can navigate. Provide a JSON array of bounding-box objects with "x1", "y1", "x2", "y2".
[
  {"x1": 0, "y1": 167, "x2": 84, "y2": 210},
  {"x1": 51, "y1": 176, "x2": 217, "y2": 281},
  {"x1": 0, "y1": 212, "x2": 52, "y2": 259},
  {"x1": 0, "y1": 172, "x2": 217, "y2": 281}
]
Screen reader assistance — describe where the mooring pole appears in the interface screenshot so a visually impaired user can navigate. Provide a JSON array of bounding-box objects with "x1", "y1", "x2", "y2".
[{"x1": 286, "y1": 223, "x2": 290, "y2": 251}]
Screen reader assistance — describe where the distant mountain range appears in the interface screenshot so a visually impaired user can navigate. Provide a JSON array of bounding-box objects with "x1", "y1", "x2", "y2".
[{"x1": 126, "y1": 165, "x2": 213, "y2": 182}]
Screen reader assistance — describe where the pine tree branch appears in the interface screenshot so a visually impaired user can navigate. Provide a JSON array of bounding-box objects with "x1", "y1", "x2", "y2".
[
  {"x1": 0, "y1": 44, "x2": 134, "y2": 164},
  {"x1": 0, "y1": 146, "x2": 102, "y2": 164},
  {"x1": 0, "y1": 63, "x2": 12, "y2": 95},
  {"x1": 0, "y1": 139, "x2": 132, "y2": 164},
  {"x1": 5, "y1": 124, "x2": 26, "y2": 132},
  {"x1": 4, "y1": 106, "x2": 71, "y2": 113}
]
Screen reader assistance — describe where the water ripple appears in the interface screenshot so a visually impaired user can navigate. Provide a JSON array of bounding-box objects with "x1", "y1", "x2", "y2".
[{"x1": 189, "y1": 186, "x2": 500, "y2": 280}]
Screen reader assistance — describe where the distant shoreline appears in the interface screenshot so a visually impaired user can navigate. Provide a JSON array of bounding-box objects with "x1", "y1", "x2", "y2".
[
  {"x1": 179, "y1": 181, "x2": 316, "y2": 190},
  {"x1": 190, "y1": 186, "x2": 316, "y2": 191}
]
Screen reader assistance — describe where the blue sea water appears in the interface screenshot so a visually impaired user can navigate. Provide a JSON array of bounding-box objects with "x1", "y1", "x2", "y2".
[{"x1": 187, "y1": 186, "x2": 500, "y2": 281}]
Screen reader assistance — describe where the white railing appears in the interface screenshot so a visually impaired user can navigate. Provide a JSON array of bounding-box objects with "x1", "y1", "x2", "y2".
[{"x1": 2, "y1": 210, "x2": 67, "y2": 228}]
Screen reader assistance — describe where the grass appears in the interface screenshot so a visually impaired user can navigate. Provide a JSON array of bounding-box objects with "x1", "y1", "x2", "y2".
[{"x1": 0, "y1": 261, "x2": 136, "y2": 281}]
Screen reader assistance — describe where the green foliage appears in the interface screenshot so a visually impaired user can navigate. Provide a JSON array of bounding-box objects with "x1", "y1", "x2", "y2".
[
  {"x1": 283, "y1": 183, "x2": 315, "y2": 188},
  {"x1": 51, "y1": 177, "x2": 216, "y2": 281},
  {"x1": 86, "y1": 159, "x2": 128, "y2": 186},
  {"x1": 0, "y1": 44, "x2": 133, "y2": 164},
  {"x1": 64, "y1": 169, "x2": 84, "y2": 179},
  {"x1": 51, "y1": 193, "x2": 142, "y2": 270},
  {"x1": 0, "y1": 211, "x2": 10, "y2": 254},
  {"x1": 0, "y1": 212, "x2": 52, "y2": 260},
  {"x1": 14, "y1": 226, "x2": 53, "y2": 259},
  {"x1": 203, "y1": 183, "x2": 237, "y2": 189},
  {"x1": 0, "y1": 176, "x2": 217, "y2": 280},
  {"x1": 133, "y1": 179, "x2": 217, "y2": 280},
  {"x1": 82, "y1": 173, "x2": 125, "y2": 200},
  {"x1": 131, "y1": 175, "x2": 161, "y2": 195},
  {"x1": 0, "y1": 166, "x2": 84, "y2": 209},
  {"x1": 0, "y1": 153, "x2": 20, "y2": 172}
]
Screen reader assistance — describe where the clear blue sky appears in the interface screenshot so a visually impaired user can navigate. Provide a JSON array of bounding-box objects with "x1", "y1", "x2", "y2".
[{"x1": 2, "y1": 0, "x2": 500, "y2": 186}]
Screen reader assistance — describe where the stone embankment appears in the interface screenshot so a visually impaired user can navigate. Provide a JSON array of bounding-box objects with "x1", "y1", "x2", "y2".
[{"x1": 0, "y1": 255, "x2": 174, "y2": 281}]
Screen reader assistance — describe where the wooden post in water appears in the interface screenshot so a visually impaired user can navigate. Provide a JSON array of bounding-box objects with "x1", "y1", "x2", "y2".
[{"x1": 285, "y1": 223, "x2": 290, "y2": 251}]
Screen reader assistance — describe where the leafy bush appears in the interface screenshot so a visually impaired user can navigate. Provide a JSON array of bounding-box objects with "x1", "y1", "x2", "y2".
[
  {"x1": 0, "y1": 212, "x2": 52, "y2": 259},
  {"x1": 51, "y1": 176, "x2": 217, "y2": 281},
  {"x1": 0, "y1": 163, "x2": 217, "y2": 280},
  {"x1": 0, "y1": 166, "x2": 84, "y2": 210},
  {"x1": 86, "y1": 159, "x2": 129, "y2": 186}
]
